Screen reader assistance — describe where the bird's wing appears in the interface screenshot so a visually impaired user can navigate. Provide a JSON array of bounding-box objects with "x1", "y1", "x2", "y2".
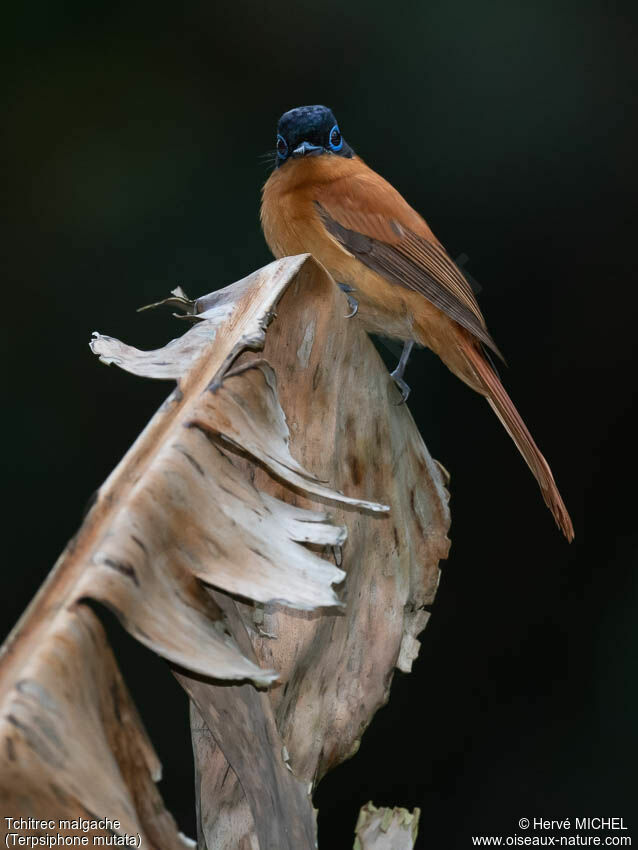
[{"x1": 315, "y1": 174, "x2": 502, "y2": 359}]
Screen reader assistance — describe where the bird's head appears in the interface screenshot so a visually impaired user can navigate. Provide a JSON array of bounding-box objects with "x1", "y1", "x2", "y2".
[{"x1": 274, "y1": 105, "x2": 354, "y2": 167}]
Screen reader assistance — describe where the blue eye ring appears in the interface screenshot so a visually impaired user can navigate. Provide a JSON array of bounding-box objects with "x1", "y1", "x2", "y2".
[
  {"x1": 328, "y1": 124, "x2": 343, "y2": 151},
  {"x1": 276, "y1": 134, "x2": 288, "y2": 159}
]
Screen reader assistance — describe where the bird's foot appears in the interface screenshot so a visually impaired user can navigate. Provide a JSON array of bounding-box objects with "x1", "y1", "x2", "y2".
[
  {"x1": 337, "y1": 282, "x2": 359, "y2": 318},
  {"x1": 344, "y1": 295, "x2": 358, "y2": 318},
  {"x1": 390, "y1": 339, "x2": 414, "y2": 404},
  {"x1": 390, "y1": 371, "x2": 411, "y2": 404}
]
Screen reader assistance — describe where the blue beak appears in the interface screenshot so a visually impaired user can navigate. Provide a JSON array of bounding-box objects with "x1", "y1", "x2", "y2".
[{"x1": 291, "y1": 141, "x2": 324, "y2": 158}]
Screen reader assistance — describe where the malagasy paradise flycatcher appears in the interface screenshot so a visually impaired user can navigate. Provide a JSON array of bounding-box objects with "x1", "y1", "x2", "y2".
[{"x1": 261, "y1": 105, "x2": 573, "y2": 540}]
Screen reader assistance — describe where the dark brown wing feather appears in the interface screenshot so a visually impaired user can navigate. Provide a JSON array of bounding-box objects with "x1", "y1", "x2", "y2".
[{"x1": 315, "y1": 200, "x2": 504, "y2": 360}]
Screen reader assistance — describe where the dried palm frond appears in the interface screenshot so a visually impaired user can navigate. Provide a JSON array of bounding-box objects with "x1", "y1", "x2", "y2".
[{"x1": 0, "y1": 255, "x2": 450, "y2": 850}]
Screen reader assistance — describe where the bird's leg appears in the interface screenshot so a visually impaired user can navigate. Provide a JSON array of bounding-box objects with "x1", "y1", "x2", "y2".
[
  {"x1": 390, "y1": 340, "x2": 414, "y2": 404},
  {"x1": 337, "y1": 282, "x2": 358, "y2": 318}
]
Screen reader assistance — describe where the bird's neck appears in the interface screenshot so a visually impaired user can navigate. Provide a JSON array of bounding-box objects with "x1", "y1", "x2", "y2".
[{"x1": 263, "y1": 154, "x2": 367, "y2": 197}]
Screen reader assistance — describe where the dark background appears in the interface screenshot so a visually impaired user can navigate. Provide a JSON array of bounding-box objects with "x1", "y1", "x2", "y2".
[{"x1": 3, "y1": 1, "x2": 637, "y2": 847}]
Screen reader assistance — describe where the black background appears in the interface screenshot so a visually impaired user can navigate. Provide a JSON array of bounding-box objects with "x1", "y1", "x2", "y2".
[{"x1": 3, "y1": 1, "x2": 637, "y2": 847}]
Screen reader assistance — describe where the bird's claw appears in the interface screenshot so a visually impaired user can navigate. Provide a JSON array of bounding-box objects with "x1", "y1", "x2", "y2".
[
  {"x1": 389, "y1": 339, "x2": 414, "y2": 404},
  {"x1": 344, "y1": 295, "x2": 358, "y2": 318},
  {"x1": 390, "y1": 371, "x2": 411, "y2": 404},
  {"x1": 337, "y1": 283, "x2": 358, "y2": 318}
]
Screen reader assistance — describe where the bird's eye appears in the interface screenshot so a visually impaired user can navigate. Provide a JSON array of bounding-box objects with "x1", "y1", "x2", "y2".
[
  {"x1": 276, "y1": 134, "x2": 288, "y2": 159},
  {"x1": 328, "y1": 125, "x2": 343, "y2": 151}
]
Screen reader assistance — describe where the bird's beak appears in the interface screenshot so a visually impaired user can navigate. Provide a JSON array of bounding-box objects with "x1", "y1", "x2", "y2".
[{"x1": 291, "y1": 141, "x2": 324, "y2": 158}]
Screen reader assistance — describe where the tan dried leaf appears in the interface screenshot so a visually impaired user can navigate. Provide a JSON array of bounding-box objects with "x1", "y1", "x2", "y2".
[
  {"x1": 1, "y1": 254, "x2": 449, "y2": 850},
  {"x1": 354, "y1": 802, "x2": 420, "y2": 850}
]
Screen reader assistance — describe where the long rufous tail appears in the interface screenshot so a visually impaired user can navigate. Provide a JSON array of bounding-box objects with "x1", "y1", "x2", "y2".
[{"x1": 460, "y1": 341, "x2": 574, "y2": 541}]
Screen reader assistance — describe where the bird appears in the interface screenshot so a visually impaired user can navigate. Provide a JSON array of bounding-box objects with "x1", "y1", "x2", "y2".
[{"x1": 260, "y1": 104, "x2": 574, "y2": 541}]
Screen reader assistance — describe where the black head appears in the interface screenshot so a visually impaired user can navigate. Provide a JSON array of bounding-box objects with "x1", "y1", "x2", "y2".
[{"x1": 275, "y1": 105, "x2": 354, "y2": 167}]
